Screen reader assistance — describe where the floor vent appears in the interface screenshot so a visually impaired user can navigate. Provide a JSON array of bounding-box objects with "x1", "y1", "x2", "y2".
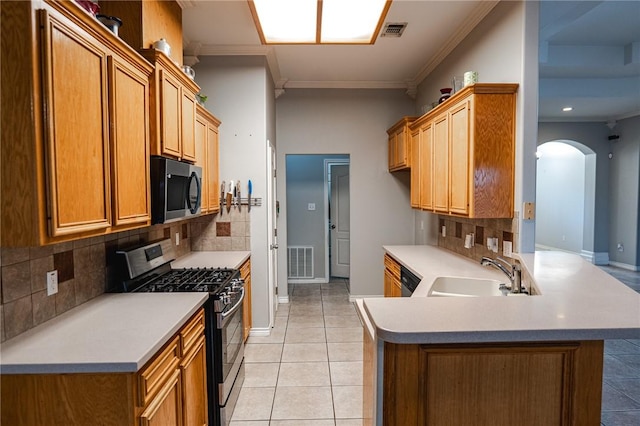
[
  {"x1": 288, "y1": 246, "x2": 314, "y2": 279},
  {"x1": 380, "y1": 22, "x2": 407, "y2": 38}
]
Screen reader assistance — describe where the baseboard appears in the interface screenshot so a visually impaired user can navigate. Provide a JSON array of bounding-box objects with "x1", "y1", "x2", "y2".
[
  {"x1": 248, "y1": 327, "x2": 271, "y2": 337},
  {"x1": 287, "y1": 278, "x2": 327, "y2": 284},
  {"x1": 608, "y1": 261, "x2": 640, "y2": 272},
  {"x1": 278, "y1": 295, "x2": 290, "y2": 304},
  {"x1": 580, "y1": 250, "x2": 610, "y2": 265}
]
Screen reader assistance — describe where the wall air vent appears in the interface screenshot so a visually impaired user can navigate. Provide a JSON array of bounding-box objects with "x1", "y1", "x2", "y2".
[{"x1": 380, "y1": 22, "x2": 407, "y2": 37}]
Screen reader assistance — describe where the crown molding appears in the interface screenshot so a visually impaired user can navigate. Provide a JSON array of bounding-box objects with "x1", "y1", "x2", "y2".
[{"x1": 412, "y1": 0, "x2": 499, "y2": 85}]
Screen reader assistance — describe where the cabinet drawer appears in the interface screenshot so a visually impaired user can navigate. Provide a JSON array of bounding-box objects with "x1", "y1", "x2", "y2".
[
  {"x1": 138, "y1": 335, "x2": 181, "y2": 406},
  {"x1": 180, "y1": 309, "x2": 205, "y2": 355},
  {"x1": 384, "y1": 254, "x2": 401, "y2": 278}
]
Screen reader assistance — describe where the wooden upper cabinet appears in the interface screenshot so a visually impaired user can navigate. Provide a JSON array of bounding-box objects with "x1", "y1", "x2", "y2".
[
  {"x1": 108, "y1": 56, "x2": 151, "y2": 228},
  {"x1": 41, "y1": 10, "x2": 112, "y2": 237},
  {"x1": 406, "y1": 84, "x2": 517, "y2": 218},
  {"x1": 0, "y1": 1, "x2": 153, "y2": 246},
  {"x1": 195, "y1": 104, "x2": 221, "y2": 214},
  {"x1": 387, "y1": 117, "x2": 417, "y2": 172},
  {"x1": 141, "y1": 49, "x2": 200, "y2": 162},
  {"x1": 449, "y1": 97, "x2": 471, "y2": 215},
  {"x1": 410, "y1": 129, "x2": 421, "y2": 208},
  {"x1": 419, "y1": 123, "x2": 434, "y2": 210},
  {"x1": 432, "y1": 113, "x2": 449, "y2": 213}
]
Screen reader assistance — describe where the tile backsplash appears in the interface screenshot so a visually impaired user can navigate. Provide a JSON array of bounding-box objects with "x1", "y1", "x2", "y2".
[
  {"x1": 436, "y1": 213, "x2": 519, "y2": 262},
  {"x1": 1, "y1": 221, "x2": 191, "y2": 342},
  {"x1": 190, "y1": 207, "x2": 251, "y2": 252},
  {"x1": 0, "y1": 208, "x2": 252, "y2": 342}
]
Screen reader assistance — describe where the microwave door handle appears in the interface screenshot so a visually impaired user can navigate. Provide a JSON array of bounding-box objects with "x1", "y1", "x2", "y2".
[{"x1": 186, "y1": 171, "x2": 201, "y2": 214}]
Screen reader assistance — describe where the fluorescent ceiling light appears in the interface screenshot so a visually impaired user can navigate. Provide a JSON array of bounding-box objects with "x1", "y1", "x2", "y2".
[
  {"x1": 562, "y1": 107, "x2": 573, "y2": 112},
  {"x1": 250, "y1": 0, "x2": 391, "y2": 44}
]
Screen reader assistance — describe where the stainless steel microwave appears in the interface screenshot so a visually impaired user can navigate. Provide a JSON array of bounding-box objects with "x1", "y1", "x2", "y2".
[{"x1": 150, "y1": 156, "x2": 202, "y2": 224}]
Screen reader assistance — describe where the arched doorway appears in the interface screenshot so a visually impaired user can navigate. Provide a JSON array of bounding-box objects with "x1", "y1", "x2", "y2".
[{"x1": 536, "y1": 140, "x2": 597, "y2": 260}]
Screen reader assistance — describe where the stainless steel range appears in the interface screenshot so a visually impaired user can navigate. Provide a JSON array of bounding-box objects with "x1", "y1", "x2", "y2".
[{"x1": 112, "y1": 239, "x2": 245, "y2": 426}]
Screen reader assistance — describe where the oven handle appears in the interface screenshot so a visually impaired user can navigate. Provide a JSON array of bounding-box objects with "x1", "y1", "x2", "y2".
[{"x1": 220, "y1": 287, "x2": 245, "y2": 321}]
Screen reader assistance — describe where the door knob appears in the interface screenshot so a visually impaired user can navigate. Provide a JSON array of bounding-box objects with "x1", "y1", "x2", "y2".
[
  {"x1": 270, "y1": 244, "x2": 279, "y2": 250},
  {"x1": 330, "y1": 224, "x2": 336, "y2": 229}
]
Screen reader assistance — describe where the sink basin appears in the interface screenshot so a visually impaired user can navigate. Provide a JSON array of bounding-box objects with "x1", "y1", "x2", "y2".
[{"x1": 427, "y1": 276, "x2": 512, "y2": 297}]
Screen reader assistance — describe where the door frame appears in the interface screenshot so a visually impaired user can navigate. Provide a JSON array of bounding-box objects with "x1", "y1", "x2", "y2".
[
  {"x1": 323, "y1": 158, "x2": 350, "y2": 280},
  {"x1": 267, "y1": 140, "x2": 278, "y2": 327}
]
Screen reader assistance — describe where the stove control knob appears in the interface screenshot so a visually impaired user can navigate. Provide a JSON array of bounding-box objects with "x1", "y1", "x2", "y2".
[
  {"x1": 232, "y1": 282, "x2": 243, "y2": 291},
  {"x1": 221, "y1": 293, "x2": 232, "y2": 305}
]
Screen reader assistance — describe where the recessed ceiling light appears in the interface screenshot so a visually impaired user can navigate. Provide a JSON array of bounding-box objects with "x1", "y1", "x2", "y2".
[
  {"x1": 562, "y1": 107, "x2": 573, "y2": 112},
  {"x1": 249, "y1": 0, "x2": 391, "y2": 45}
]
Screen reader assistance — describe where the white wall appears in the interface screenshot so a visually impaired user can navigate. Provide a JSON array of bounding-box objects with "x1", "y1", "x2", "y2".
[
  {"x1": 414, "y1": 0, "x2": 539, "y2": 253},
  {"x1": 276, "y1": 89, "x2": 416, "y2": 297},
  {"x1": 535, "y1": 142, "x2": 586, "y2": 253},
  {"x1": 193, "y1": 56, "x2": 274, "y2": 330}
]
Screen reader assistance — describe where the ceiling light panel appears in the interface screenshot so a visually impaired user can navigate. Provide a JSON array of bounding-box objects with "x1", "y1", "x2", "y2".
[
  {"x1": 250, "y1": 0, "x2": 391, "y2": 44},
  {"x1": 252, "y1": 0, "x2": 317, "y2": 43},
  {"x1": 321, "y1": 0, "x2": 389, "y2": 43}
]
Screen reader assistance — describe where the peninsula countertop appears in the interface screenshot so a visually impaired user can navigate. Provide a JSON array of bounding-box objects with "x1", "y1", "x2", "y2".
[
  {"x1": 360, "y1": 245, "x2": 640, "y2": 344},
  {"x1": 0, "y1": 293, "x2": 208, "y2": 374}
]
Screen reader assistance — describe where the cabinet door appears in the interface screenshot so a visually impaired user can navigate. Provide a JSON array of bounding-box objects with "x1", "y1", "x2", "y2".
[
  {"x1": 396, "y1": 129, "x2": 408, "y2": 168},
  {"x1": 419, "y1": 123, "x2": 434, "y2": 211},
  {"x1": 388, "y1": 133, "x2": 397, "y2": 170},
  {"x1": 432, "y1": 114, "x2": 449, "y2": 213},
  {"x1": 160, "y1": 69, "x2": 182, "y2": 158},
  {"x1": 40, "y1": 10, "x2": 111, "y2": 236},
  {"x1": 194, "y1": 115, "x2": 208, "y2": 213},
  {"x1": 410, "y1": 129, "x2": 420, "y2": 208},
  {"x1": 139, "y1": 369, "x2": 183, "y2": 426},
  {"x1": 384, "y1": 268, "x2": 395, "y2": 297},
  {"x1": 181, "y1": 337, "x2": 208, "y2": 426},
  {"x1": 108, "y1": 56, "x2": 151, "y2": 227},
  {"x1": 449, "y1": 99, "x2": 471, "y2": 215},
  {"x1": 240, "y1": 260, "x2": 252, "y2": 341},
  {"x1": 206, "y1": 123, "x2": 220, "y2": 213},
  {"x1": 181, "y1": 88, "x2": 197, "y2": 162}
]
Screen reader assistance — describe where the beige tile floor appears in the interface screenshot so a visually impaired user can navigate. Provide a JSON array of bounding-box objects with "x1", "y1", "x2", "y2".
[{"x1": 231, "y1": 278, "x2": 363, "y2": 426}]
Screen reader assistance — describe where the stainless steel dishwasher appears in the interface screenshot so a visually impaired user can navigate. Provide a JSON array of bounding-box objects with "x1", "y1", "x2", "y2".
[{"x1": 400, "y1": 266, "x2": 420, "y2": 296}]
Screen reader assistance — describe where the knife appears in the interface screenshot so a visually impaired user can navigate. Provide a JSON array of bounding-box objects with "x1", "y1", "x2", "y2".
[
  {"x1": 226, "y1": 181, "x2": 232, "y2": 213},
  {"x1": 237, "y1": 180, "x2": 241, "y2": 212},
  {"x1": 220, "y1": 181, "x2": 225, "y2": 215},
  {"x1": 247, "y1": 180, "x2": 252, "y2": 212}
]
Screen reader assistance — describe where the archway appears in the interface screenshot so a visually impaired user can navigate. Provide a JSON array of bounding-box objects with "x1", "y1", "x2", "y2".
[{"x1": 536, "y1": 140, "x2": 597, "y2": 260}]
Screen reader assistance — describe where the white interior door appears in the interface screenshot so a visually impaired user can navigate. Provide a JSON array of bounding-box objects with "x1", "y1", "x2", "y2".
[
  {"x1": 330, "y1": 164, "x2": 350, "y2": 278},
  {"x1": 267, "y1": 141, "x2": 278, "y2": 325}
]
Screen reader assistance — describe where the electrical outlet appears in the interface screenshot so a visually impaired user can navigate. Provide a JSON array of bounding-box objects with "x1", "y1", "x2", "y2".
[
  {"x1": 617, "y1": 243, "x2": 624, "y2": 252},
  {"x1": 307, "y1": 203, "x2": 316, "y2": 211},
  {"x1": 175, "y1": 232, "x2": 180, "y2": 246},
  {"x1": 523, "y1": 202, "x2": 535, "y2": 220},
  {"x1": 47, "y1": 270, "x2": 58, "y2": 296}
]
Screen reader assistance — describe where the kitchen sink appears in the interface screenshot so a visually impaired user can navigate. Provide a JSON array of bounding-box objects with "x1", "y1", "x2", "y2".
[{"x1": 427, "y1": 276, "x2": 529, "y2": 297}]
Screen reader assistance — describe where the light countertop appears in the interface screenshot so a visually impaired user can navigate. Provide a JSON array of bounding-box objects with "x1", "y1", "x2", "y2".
[
  {"x1": 171, "y1": 250, "x2": 250, "y2": 270},
  {"x1": 360, "y1": 245, "x2": 640, "y2": 344},
  {"x1": 0, "y1": 293, "x2": 208, "y2": 374}
]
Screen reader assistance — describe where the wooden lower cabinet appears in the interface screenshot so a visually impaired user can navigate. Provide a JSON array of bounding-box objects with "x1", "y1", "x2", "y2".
[
  {"x1": 240, "y1": 258, "x2": 252, "y2": 341},
  {"x1": 378, "y1": 340, "x2": 604, "y2": 426},
  {"x1": 383, "y1": 254, "x2": 402, "y2": 297},
  {"x1": 0, "y1": 309, "x2": 207, "y2": 426}
]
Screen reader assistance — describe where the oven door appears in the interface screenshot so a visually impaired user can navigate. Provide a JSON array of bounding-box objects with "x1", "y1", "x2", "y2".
[{"x1": 218, "y1": 288, "x2": 245, "y2": 406}]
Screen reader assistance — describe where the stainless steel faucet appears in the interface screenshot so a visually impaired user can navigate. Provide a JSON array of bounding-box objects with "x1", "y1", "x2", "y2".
[{"x1": 480, "y1": 257, "x2": 523, "y2": 294}]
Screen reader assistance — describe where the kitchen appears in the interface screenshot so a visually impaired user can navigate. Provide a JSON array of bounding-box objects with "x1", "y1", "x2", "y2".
[{"x1": 2, "y1": 0, "x2": 640, "y2": 425}]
